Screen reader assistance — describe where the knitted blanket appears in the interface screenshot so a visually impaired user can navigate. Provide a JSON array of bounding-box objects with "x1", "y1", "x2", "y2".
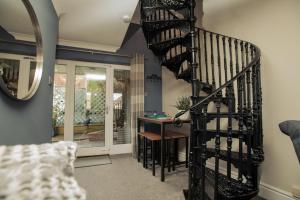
[{"x1": 0, "y1": 142, "x2": 86, "y2": 200}]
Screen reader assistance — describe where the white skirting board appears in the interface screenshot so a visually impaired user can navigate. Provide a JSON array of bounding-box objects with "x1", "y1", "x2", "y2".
[
  {"x1": 259, "y1": 183, "x2": 299, "y2": 200},
  {"x1": 179, "y1": 152, "x2": 299, "y2": 200}
]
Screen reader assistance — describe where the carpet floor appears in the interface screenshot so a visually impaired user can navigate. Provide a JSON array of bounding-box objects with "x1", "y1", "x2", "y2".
[{"x1": 75, "y1": 155, "x2": 264, "y2": 200}]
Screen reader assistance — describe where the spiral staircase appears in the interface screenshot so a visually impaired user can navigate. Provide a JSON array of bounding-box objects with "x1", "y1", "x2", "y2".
[{"x1": 140, "y1": 0, "x2": 264, "y2": 199}]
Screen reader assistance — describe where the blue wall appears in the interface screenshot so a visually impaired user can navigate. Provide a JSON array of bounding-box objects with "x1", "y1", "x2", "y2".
[
  {"x1": 0, "y1": 18, "x2": 162, "y2": 144},
  {"x1": 118, "y1": 23, "x2": 162, "y2": 113},
  {"x1": 0, "y1": 0, "x2": 58, "y2": 145}
]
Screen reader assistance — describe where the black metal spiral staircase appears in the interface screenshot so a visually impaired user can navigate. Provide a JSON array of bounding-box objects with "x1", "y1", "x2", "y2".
[{"x1": 140, "y1": 0, "x2": 264, "y2": 199}]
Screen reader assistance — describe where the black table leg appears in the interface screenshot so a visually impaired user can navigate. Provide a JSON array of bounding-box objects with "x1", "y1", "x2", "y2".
[
  {"x1": 173, "y1": 139, "x2": 177, "y2": 171},
  {"x1": 143, "y1": 137, "x2": 147, "y2": 168},
  {"x1": 161, "y1": 124, "x2": 165, "y2": 182},
  {"x1": 137, "y1": 118, "x2": 141, "y2": 159},
  {"x1": 152, "y1": 141, "x2": 156, "y2": 176},
  {"x1": 167, "y1": 140, "x2": 171, "y2": 172},
  {"x1": 185, "y1": 137, "x2": 189, "y2": 168},
  {"x1": 137, "y1": 134, "x2": 141, "y2": 162}
]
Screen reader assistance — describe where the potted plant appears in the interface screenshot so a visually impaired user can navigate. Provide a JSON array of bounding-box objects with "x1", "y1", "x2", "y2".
[{"x1": 174, "y1": 96, "x2": 191, "y2": 120}]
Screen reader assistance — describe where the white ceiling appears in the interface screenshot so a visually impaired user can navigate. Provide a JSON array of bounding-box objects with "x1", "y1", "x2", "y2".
[
  {"x1": 53, "y1": 0, "x2": 139, "y2": 52},
  {"x1": 0, "y1": 0, "x2": 34, "y2": 39}
]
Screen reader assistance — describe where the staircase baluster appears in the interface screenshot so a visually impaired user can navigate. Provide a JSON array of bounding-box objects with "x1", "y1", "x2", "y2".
[
  {"x1": 238, "y1": 81, "x2": 244, "y2": 187},
  {"x1": 246, "y1": 44, "x2": 253, "y2": 188},
  {"x1": 251, "y1": 46, "x2": 259, "y2": 156},
  {"x1": 210, "y1": 32, "x2": 216, "y2": 87},
  {"x1": 189, "y1": 0, "x2": 202, "y2": 198},
  {"x1": 180, "y1": 30, "x2": 184, "y2": 73},
  {"x1": 214, "y1": 92, "x2": 222, "y2": 199},
  {"x1": 257, "y1": 59, "x2": 263, "y2": 149},
  {"x1": 153, "y1": 9, "x2": 158, "y2": 44},
  {"x1": 180, "y1": 31, "x2": 183, "y2": 54},
  {"x1": 222, "y1": 36, "x2": 228, "y2": 82},
  {"x1": 232, "y1": 39, "x2": 239, "y2": 112},
  {"x1": 240, "y1": 42, "x2": 247, "y2": 114},
  {"x1": 158, "y1": 10, "x2": 162, "y2": 42},
  {"x1": 226, "y1": 84, "x2": 233, "y2": 189},
  {"x1": 163, "y1": 9, "x2": 167, "y2": 41},
  {"x1": 167, "y1": 12, "x2": 172, "y2": 59},
  {"x1": 201, "y1": 104, "x2": 208, "y2": 199},
  {"x1": 173, "y1": 28, "x2": 178, "y2": 56},
  {"x1": 204, "y1": 30, "x2": 209, "y2": 84},
  {"x1": 236, "y1": 40, "x2": 244, "y2": 188},
  {"x1": 229, "y1": 38, "x2": 234, "y2": 79},
  {"x1": 197, "y1": 30, "x2": 203, "y2": 82},
  {"x1": 216, "y1": 35, "x2": 221, "y2": 89},
  {"x1": 190, "y1": 113, "x2": 201, "y2": 200}
]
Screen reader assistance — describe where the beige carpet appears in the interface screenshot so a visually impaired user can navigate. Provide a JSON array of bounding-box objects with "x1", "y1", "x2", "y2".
[
  {"x1": 75, "y1": 155, "x2": 188, "y2": 200},
  {"x1": 75, "y1": 155, "x2": 111, "y2": 168},
  {"x1": 75, "y1": 155, "x2": 264, "y2": 200}
]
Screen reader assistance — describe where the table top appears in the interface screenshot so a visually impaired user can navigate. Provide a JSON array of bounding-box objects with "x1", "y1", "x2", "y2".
[{"x1": 138, "y1": 116, "x2": 191, "y2": 125}]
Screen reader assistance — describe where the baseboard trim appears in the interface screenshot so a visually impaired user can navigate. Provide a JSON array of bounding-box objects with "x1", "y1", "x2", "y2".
[
  {"x1": 259, "y1": 182, "x2": 298, "y2": 200},
  {"x1": 205, "y1": 161, "x2": 298, "y2": 200}
]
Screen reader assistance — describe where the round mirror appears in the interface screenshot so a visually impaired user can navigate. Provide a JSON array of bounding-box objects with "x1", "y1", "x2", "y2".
[{"x1": 0, "y1": 0, "x2": 43, "y2": 100}]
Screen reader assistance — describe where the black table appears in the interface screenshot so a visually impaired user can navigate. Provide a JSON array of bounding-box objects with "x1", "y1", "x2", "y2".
[{"x1": 137, "y1": 117, "x2": 190, "y2": 182}]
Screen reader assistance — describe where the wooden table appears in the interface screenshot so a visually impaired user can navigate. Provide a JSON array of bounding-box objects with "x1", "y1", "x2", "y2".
[{"x1": 137, "y1": 117, "x2": 190, "y2": 182}]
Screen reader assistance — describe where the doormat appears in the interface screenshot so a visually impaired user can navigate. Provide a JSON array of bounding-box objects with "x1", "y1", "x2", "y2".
[{"x1": 75, "y1": 155, "x2": 112, "y2": 168}]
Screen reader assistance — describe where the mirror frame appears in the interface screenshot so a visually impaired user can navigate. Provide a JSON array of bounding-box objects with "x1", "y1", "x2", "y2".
[{"x1": 0, "y1": 0, "x2": 43, "y2": 101}]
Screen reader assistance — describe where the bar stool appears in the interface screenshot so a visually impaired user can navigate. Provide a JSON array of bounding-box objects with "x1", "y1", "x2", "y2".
[
  {"x1": 138, "y1": 132, "x2": 172, "y2": 176},
  {"x1": 165, "y1": 131, "x2": 189, "y2": 170},
  {"x1": 137, "y1": 131, "x2": 189, "y2": 176}
]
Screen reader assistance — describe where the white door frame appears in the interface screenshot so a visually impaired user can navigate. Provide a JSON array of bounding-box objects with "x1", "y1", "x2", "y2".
[{"x1": 55, "y1": 60, "x2": 132, "y2": 156}]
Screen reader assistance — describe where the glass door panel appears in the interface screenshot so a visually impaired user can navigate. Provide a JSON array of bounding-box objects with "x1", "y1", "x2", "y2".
[
  {"x1": 74, "y1": 66, "x2": 107, "y2": 148},
  {"x1": 52, "y1": 64, "x2": 67, "y2": 142},
  {"x1": 113, "y1": 69, "x2": 130, "y2": 145}
]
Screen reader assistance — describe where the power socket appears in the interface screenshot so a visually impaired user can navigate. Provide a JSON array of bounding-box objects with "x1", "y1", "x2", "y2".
[{"x1": 292, "y1": 185, "x2": 300, "y2": 198}]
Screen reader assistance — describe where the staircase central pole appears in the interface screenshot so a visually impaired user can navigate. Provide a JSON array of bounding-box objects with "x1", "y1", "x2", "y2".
[{"x1": 188, "y1": 0, "x2": 200, "y2": 199}]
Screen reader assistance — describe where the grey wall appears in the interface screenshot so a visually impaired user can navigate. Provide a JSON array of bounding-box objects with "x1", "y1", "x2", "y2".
[{"x1": 0, "y1": 0, "x2": 58, "y2": 145}]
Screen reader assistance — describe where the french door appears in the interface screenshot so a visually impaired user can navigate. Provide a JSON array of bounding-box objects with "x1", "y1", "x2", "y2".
[{"x1": 52, "y1": 60, "x2": 131, "y2": 156}]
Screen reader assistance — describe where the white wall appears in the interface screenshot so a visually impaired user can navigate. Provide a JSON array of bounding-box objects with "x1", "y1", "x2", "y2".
[
  {"x1": 204, "y1": 0, "x2": 300, "y2": 198},
  {"x1": 162, "y1": 0, "x2": 300, "y2": 198}
]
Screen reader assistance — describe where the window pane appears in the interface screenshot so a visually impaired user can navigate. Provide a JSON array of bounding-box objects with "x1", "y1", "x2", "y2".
[
  {"x1": 74, "y1": 66, "x2": 106, "y2": 148},
  {"x1": 52, "y1": 64, "x2": 67, "y2": 142}
]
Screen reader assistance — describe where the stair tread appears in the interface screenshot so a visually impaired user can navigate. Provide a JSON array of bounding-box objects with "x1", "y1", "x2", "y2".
[
  {"x1": 162, "y1": 51, "x2": 190, "y2": 74},
  {"x1": 204, "y1": 167, "x2": 258, "y2": 199},
  {"x1": 149, "y1": 35, "x2": 189, "y2": 55},
  {"x1": 142, "y1": 19, "x2": 189, "y2": 32},
  {"x1": 177, "y1": 67, "x2": 191, "y2": 82},
  {"x1": 143, "y1": 5, "x2": 188, "y2": 11},
  {"x1": 204, "y1": 129, "x2": 246, "y2": 135},
  {"x1": 206, "y1": 112, "x2": 239, "y2": 116},
  {"x1": 205, "y1": 148, "x2": 248, "y2": 162}
]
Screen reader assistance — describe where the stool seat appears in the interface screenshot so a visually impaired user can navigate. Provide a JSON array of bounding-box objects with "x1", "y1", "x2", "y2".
[{"x1": 139, "y1": 132, "x2": 172, "y2": 141}]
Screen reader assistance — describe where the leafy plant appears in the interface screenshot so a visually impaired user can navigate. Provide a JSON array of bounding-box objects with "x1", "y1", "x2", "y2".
[{"x1": 174, "y1": 96, "x2": 190, "y2": 110}]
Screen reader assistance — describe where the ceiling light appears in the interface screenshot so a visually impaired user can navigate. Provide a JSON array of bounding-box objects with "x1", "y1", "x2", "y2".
[
  {"x1": 122, "y1": 15, "x2": 131, "y2": 23},
  {"x1": 86, "y1": 74, "x2": 106, "y2": 80}
]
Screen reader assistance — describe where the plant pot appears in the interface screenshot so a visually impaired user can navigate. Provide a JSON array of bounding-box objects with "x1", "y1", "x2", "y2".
[{"x1": 178, "y1": 110, "x2": 190, "y2": 120}]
